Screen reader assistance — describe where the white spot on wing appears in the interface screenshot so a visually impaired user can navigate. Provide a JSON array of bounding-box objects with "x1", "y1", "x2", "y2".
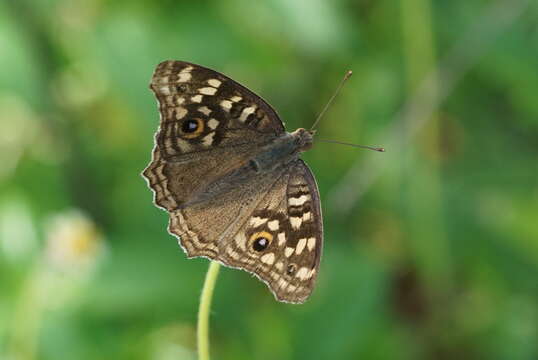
[
  {"x1": 198, "y1": 87, "x2": 217, "y2": 95},
  {"x1": 285, "y1": 247, "x2": 294, "y2": 257},
  {"x1": 177, "y1": 72, "x2": 191, "y2": 82},
  {"x1": 307, "y1": 237, "x2": 316, "y2": 251},
  {"x1": 198, "y1": 106, "x2": 212, "y2": 116},
  {"x1": 277, "y1": 232, "x2": 286, "y2": 246},
  {"x1": 268, "y1": 220, "x2": 279, "y2": 231},
  {"x1": 181, "y1": 66, "x2": 193, "y2": 73},
  {"x1": 296, "y1": 238, "x2": 307, "y2": 255},
  {"x1": 191, "y1": 95, "x2": 203, "y2": 103},
  {"x1": 207, "y1": 118, "x2": 219, "y2": 129},
  {"x1": 220, "y1": 100, "x2": 232, "y2": 111},
  {"x1": 290, "y1": 217, "x2": 302, "y2": 229},
  {"x1": 302, "y1": 212, "x2": 312, "y2": 222},
  {"x1": 296, "y1": 267, "x2": 309, "y2": 280},
  {"x1": 207, "y1": 79, "x2": 221, "y2": 87},
  {"x1": 160, "y1": 86, "x2": 171, "y2": 95},
  {"x1": 250, "y1": 216, "x2": 268, "y2": 227},
  {"x1": 289, "y1": 195, "x2": 309, "y2": 206},
  {"x1": 202, "y1": 132, "x2": 215, "y2": 146},
  {"x1": 261, "y1": 253, "x2": 275, "y2": 265},
  {"x1": 175, "y1": 107, "x2": 187, "y2": 120},
  {"x1": 231, "y1": 96, "x2": 242, "y2": 102},
  {"x1": 239, "y1": 106, "x2": 256, "y2": 122}
]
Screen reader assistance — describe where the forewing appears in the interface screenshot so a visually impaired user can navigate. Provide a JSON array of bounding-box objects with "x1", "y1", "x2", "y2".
[
  {"x1": 143, "y1": 60, "x2": 286, "y2": 210},
  {"x1": 150, "y1": 60, "x2": 285, "y2": 159}
]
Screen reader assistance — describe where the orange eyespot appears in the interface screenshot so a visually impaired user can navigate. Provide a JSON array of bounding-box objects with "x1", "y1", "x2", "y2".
[
  {"x1": 180, "y1": 118, "x2": 204, "y2": 138},
  {"x1": 249, "y1": 231, "x2": 273, "y2": 252}
]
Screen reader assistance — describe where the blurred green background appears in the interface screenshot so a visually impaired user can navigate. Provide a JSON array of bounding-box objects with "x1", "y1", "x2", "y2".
[{"x1": 1, "y1": 0, "x2": 538, "y2": 359}]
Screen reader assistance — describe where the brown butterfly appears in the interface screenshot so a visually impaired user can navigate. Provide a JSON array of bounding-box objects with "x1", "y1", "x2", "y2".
[{"x1": 143, "y1": 61, "x2": 322, "y2": 303}]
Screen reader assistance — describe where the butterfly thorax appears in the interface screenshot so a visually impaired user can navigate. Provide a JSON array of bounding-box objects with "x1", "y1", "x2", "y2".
[{"x1": 251, "y1": 128, "x2": 313, "y2": 173}]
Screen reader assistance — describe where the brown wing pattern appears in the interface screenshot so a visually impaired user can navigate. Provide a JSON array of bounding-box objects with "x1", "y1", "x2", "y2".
[
  {"x1": 143, "y1": 61, "x2": 285, "y2": 210},
  {"x1": 166, "y1": 160, "x2": 323, "y2": 303},
  {"x1": 150, "y1": 60, "x2": 284, "y2": 159},
  {"x1": 223, "y1": 160, "x2": 323, "y2": 303},
  {"x1": 143, "y1": 61, "x2": 323, "y2": 303}
]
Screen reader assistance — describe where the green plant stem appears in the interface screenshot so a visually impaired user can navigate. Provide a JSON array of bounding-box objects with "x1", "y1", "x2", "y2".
[{"x1": 197, "y1": 261, "x2": 221, "y2": 360}]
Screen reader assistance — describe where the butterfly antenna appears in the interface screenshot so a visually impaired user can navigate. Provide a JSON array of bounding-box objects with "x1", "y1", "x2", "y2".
[
  {"x1": 310, "y1": 70, "x2": 353, "y2": 131},
  {"x1": 310, "y1": 71, "x2": 385, "y2": 152},
  {"x1": 317, "y1": 139, "x2": 385, "y2": 152}
]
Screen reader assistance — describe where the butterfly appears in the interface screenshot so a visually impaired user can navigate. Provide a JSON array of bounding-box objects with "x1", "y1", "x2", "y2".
[{"x1": 143, "y1": 61, "x2": 323, "y2": 303}]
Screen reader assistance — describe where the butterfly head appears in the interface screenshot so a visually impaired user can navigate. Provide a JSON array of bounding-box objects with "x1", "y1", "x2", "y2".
[{"x1": 291, "y1": 128, "x2": 314, "y2": 152}]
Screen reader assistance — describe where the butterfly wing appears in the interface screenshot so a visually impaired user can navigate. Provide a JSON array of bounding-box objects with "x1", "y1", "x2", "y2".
[
  {"x1": 143, "y1": 60, "x2": 285, "y2": 210},
  {"x1": 144, "y1": 61, "x2": 323, "y2": 303},
  {"x1": 168, "y1": 159, "x2": 323, "y2": 303},
  {"x1": 225, "y1": 159, "x2": 323, "y2": 303}
]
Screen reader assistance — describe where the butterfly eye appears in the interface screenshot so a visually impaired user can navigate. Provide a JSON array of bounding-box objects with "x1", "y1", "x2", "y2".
[
  {"x1": 180, "y1": 118, "x2": 204, "y2": 138},
  {"x1": 286, "y1": 263, "x2": 297, "y2": 275},
  {"x1": 249, "y1": 231, "x2": 273, "y2": 252}
]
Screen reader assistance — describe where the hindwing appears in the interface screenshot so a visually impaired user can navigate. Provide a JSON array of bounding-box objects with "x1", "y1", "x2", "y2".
[{"x1": 166, "y1": 160, "x2": 322, "y2": 303}]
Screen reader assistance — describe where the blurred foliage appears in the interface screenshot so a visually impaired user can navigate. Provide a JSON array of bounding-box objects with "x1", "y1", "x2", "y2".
[{"x1": 1, "y1": 0, "x2": 538, "y2": 359}]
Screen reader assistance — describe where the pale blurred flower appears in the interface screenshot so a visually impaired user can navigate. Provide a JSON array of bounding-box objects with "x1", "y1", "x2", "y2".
[
  {"x1": 44, "y1": 209, "x2": 105, "y2": 275},
  {"x1": 5, "y1": 210, "x2": 106, "y2": 358},
  {"x1": 39, "y1": 209, "x2": 106, "y2": 309}
]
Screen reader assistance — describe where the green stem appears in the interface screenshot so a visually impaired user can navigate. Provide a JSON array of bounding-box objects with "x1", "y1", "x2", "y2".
[{"x1": 197, "y1": 261, "x2": 221, "y2": 360}]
